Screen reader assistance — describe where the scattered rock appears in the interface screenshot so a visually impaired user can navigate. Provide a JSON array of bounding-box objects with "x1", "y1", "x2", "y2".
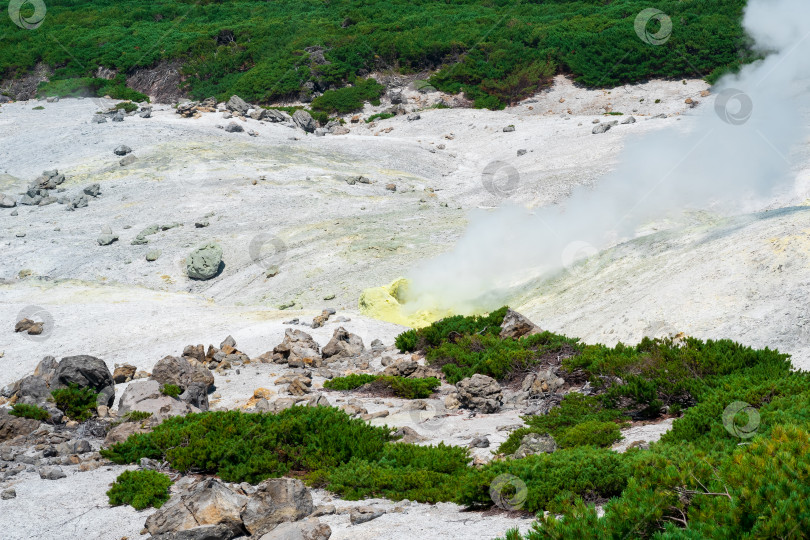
[
  {"x1": 226, "y1": 95, "x2": 250, "y2": 115},
  {"x1": 513, "y1": 433, "x2": 557, "y2": 458},
  {"x1": 1, "y1": 488, "x2": 16, "y2": 500},
  {"x1": 151, "y1": 355, "x2": 215, "y2": 391},
  {"x1": 349, "y1": 506, "x2": 384, "y2": 525},
  {"x1": 500, "y1": 308, "x2": 542, "y2": 339},
  {"x1": 292, "y1": 110, "x2": 317, "y2": 133},
  {"x1": 113, "y1": 364, "x2": 137, "y2": 384},
  {"x1": 503, "y1": 125, "x2": 515, "y2": 132},
  {"x1": 321, "y1": 327, "x2": 365, "y2": 361},
  {"x1": 455, "y1": 374, "x2": 503, "y2": 413},
  {"x1": 272, "y1": 329, "x2": 323, "y2": 368},
  {"x1": 120, "y1": 154, "x2": 137, "y2": 166},
  {"x1": 114, "y1": 145, "x2": 132, "y2": 156},
  {"x1": 146, "y1": 249, "x2": 161, "y2": 262},
  {"x1": 83, "y1": 183, "x2": 101, "y2": 197},
  {"x1": 52, "y1": 355, "x2": 115, "y2": 407},
  {"x1": 38, "y1": 466, "x2": 67, "y2": 480},
  {"x1": 621, "y1": 116, "x2": 637, "y2": 124},
  {"x1": 469, "y1": 435, "x2": 490, "y2": 448},
  {"x1": 241, "y1": 478, "x2": 314, "y2": 536},
  {"x1": 187, "y1": 243, "x2": 223, "y2": 280},
  {"x1": 224, "y1": 122, "x2": 244, "y2": 133},
  {"x1": 592, "y1": 120, "x2": 618, "y2": 134}
]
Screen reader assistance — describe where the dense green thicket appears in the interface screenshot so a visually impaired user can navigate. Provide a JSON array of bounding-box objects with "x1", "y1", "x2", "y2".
[
  {"x1": 395, "y1": 306, "x2": 508, "y2": 352},
  {"x1": 324, "y1": 374, "x2": 440, "y2": 399},
  {"x1": 107, "y1": 470, "x2": 173, "y2": 510},
  {"x1": 9, "y1": 403, "x2": 50, "y2": 421},
  {"x1": 1, "y1": 0, "x2": 751, "y2": 108},
  {"x1": 50, "y1": 384, "x2": 98, "y2": 421}
]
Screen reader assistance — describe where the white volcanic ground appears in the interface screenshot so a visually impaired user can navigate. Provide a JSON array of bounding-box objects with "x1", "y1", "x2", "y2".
[{"x1": 1, "y1": 75, "x2": 809, "y2": 539}]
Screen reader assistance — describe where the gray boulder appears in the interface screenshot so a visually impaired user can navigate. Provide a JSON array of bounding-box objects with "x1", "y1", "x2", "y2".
[
  {"x1": 259, "y1": 519, "x2": 331, "y2": 540},
  {"x1": 117, "y1": 379, "x2": 201, "y2": 419},
  {"x1": 151, "y1": 524, "x2": 238, "y2": 540},
  {"x1": 151, "y1": 355, "x2": 215, "y2": 391},
  {"x1": 146, "y1": 478, "x2": 247, "y2": 538},
  {"x1": 241, "y1": 478, "x2": 314, "y2": 536},
  {"x1": 39, "y1": 466, "x2": 67, "y2": 480},
  {"x1": 187, "y1": 243, "x2": 223, "y2": 280},
  {"x1": 266, "y1": 110, "x2": 292, "y2": 123},
  {"x1": 83, "y1": 183, "x2": 101, "y2": 197},
  {"x1": 522, "y1": 369, "x2": 565, "y2": 396},
  {"x1": 321, "y1": 327, "x2": 364, "y2": 360},
  {"x1": 114, "y1": 145, "x2": 132, "y2": 156},
  {"x1": 52, "y1": 355, "x2": 115, "y2": 407},
  {"x1": 621, "y1": 116, "x2": 637, "y2": 124},
  {"x1": 513, "y1": 433, "x2": 557, "y2": 458},
  {"x1": 0, "y1": 193, "x2": 16, "y2": 208},
  {"x1": 226, "y1": 95, "x2": 250, "y2": 115},
  {"x1": 455, "y1": 374, "x2": 503, "y2": 413},
  {"x1": 349, "y1": 506, "x2": 384, "y2": 525},
  {"x1": 592, "y1": 120, "x2": 617, "y2": 134},
  {"x1": 499, "y1": 308, "x2": 541, "y2": 339},
  {"x1": 97, "y1": 233, "x2": 118, "y2": 246},
  {"x1": 224, "y1": 122, "x2": 244, "y2": 133},
  {"x1": 292, "y1": 110, "x2": 317, "y2": 133},
  {"x1": 0, "y1": 409, "x2": 41, "y2": 442}
]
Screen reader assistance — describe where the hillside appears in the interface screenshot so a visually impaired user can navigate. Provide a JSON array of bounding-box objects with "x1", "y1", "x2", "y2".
[{"x1": 2, "y1": 0, "x2": 751, "y2": 106}]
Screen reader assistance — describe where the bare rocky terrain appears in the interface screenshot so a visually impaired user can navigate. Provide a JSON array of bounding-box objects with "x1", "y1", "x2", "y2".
[{"x1": 1, "y1": 76, "x2": 809, "y2": 539}]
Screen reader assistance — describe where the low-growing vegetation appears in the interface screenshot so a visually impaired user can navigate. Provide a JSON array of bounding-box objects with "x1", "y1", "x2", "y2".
[
  {"x1": 160, "y1": 384, "x2": 181, "y2": 398},
  {"x1": 50, "y1": 384, "x2": 98, "y2": 421},
  {"x1": 100, "y1": 309, "x2": 810, "y2": 536},
  {"x1": 324, "y1": 374, "x2": 440, "y2": 399},
  {"x1": 107, "y1": 470, "x2": 172, "y2": 510},
  {"x1": 9, "y1": 403, "x2": 50, "y2": 422},
  {"x1": 2, "y1": 0, "x2": 751, "y2": 108}
]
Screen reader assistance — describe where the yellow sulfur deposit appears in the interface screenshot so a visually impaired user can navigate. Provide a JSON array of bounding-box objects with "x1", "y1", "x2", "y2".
[{"x1": 358, "y1": 278, "x2": 450, "y2": 328}]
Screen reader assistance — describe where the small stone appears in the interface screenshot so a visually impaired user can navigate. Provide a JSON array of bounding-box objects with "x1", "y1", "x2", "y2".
[
  {"x1": 119, "y1": 154, "x2": 137, "y2": 166},
  {"x1": 145, "y1": 249, "x2": 161, "y2": 262},
  {"x1": 1, "y1": 488, "x2": 15, "y2": 500},
  {"x1": 517, "y1": 149, "x2": 527, "y2": 156},
  {"x1": 385, "y1": 183, "x2": 396, "y2": 192},
  {"x1": 114, "y1": 145, "x2": 132, "y2": 156},
  {"x1": 502, "y1": 125, "x2": 515, "y2": 132}
]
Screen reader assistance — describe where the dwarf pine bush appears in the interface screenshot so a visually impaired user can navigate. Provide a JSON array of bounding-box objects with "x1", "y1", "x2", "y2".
[
  {"x1": 107, "y1": 470, "x2": 172, "y2": 510},
  {"x1": 50, "y1": 384, "x2": 98, "y2": 421},
  {"x1": 9, "y1": 403, "x2": 50, "y2": 422},
  {"x1": 324, "y1": 375, "x2": 440, "y2": 399}
]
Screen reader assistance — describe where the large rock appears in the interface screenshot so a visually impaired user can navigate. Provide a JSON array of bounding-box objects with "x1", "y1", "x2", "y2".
[
  {"x1": 272, "y1": 329, "x2": 322, "y2": 368},
  {"x1": 151, "y1": 355, "x2": 215, "y2": 391},
  {"x1": 14, "y1": 375, "x2": 51, "y2": 405},
  {"x1": 146, "y1": 479, "x2": 248, "y2": 538},
  {"x1": 321, "y1": 327, "x2": 364, "y2": 360},
  {"x1": 104, "y1": 419, "x2": 152, "y2": 445},
  {"x1": 241, "y1": 478, "x2": 314, "y2": 536},
  {"x1": 522, "y1": 369, "x2": 565, "y2": 396},
  {"x1": 455, "y1": 374, "x2": 503, "y2": 413},
  {"x1": 52, "y1": 355, "x2": 115, "y2": 407},
  {"x1": 0, "y1": 409, "x2": 41, "y2": 442},
  {"x1": 292, "y1": 110, "x2": 317, "y2": 133},
  {"x1": 226, "y1": 95, "x2": 250, "y2": 115},
  {"x1": 152, "y1": 524, "x2": 238, "y2": 540},
  {"x1": 187, "y1": 243, "x2": 223, "y2": 280},
  {"x1": 117, "y1": 379, "x2": 201, "y2": 419},
  {"x1": 349, "y1": 506, "x2": 384, "y2": 525},
  {"x1": 513, "y1": 433, "x2": 557, "y2": 458},
  {"x1": 499, "y1": 309, "x2": 542, "y2": 339},
  {"x1": 259, "y1": 519, "x2": 331, "y2": 540},
  {"x1": 113, "y1": 364, "x2": 137, "y2": 384}
]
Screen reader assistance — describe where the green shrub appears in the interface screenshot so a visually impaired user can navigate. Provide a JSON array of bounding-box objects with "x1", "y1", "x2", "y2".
[
  {"x1": 160, "y1": 384, "x2": 181, "y2": 398},
  {"x1": 395, "y1": 306, "x2": 509, "y2": 353},
  {"x1": 37, "y1": 75, "x2": 148, "y2": 102},
  {"x1": 50, "y1": 384, "x2": 98, "y2": 422},
  {"x1": 555, "y1": 420, "x2": 621, "y2": 449},
  {"x1": 122, "y1": 411, "x2": 153, "y2": 422},
  {"x1": 311, "y1": 78, "x2": 385, "y2": 114},
  {"x1": 324, "y1": 375, "x2": 440, "y2": 399},
  {"x1": 10, "y1": 403, "x2": 50, "y2": 421},
  {"x1": 32, "y1": 106, "x2": 44, "y2": 110},
  {"x1": 366, "y1": 112, "x2": 395, "y2": 123},
  {"x1": 107, "y1": 470, "x2": 172, "y2": 510},
  {"x1": 101, "y1": 407, "x2": 394, "y2": 484},
  {"x1": 114, "y1": 102, "x2": 138, "y2": 113}
]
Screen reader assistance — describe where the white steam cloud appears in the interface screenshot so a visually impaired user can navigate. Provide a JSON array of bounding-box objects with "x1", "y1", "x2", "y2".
[{"x1": 403, "y1": 0, "x2": 810, "y2": 314}]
